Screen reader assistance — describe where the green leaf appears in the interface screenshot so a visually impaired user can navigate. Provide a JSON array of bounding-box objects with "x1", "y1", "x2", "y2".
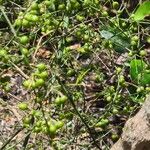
[
  {"x1": 130, "y1": 59, "x2": 150, "y2": 85},
  {"x1": 134, "y1": 1, "x2": 150, "y2": 21},
  {"x1": 63, "y1": 16, "x2": 69, "y2": 28},
  {"x1": 100, "y1": 29, "x2": 130, "y2": 53}
]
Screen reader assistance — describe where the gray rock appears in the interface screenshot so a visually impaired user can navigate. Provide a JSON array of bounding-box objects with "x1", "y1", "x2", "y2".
[{"x1": 111, "y1": 95, "x2": 150, "y2": 150}]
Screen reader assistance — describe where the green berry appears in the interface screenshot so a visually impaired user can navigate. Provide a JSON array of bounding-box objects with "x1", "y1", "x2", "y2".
[
  {"x1": 131, "y1": 40, "x2": 137, "y2": 46},
  {"x1": 77, "y1": 47, "x2": 86, "y2": 53},
  {"x1": 31, "y1": 2, "x2": 39, "y2": 10},
  {"x1": 136, "y1": 86, "x2": 144, "y2": 93},
  {"x1": 102, "y1": 11, "x2": 108, "y2": 17},
  {"x1": 83, "y1": 34, "x2": 89, "y2": 41},
  {"x1": 113, "y1": 1, "x2": 119, "y2": 9},
  {"x1": 37, "y1": 63, "x2": 46, "y2": 71},
  {"x1": 67, "y1": 69, "x2": 75, "y2": 77},
  {"x1": 49, "y1": 125, "x2": 57, "y2": 135},
  {"x1": 21, "y1": 48, "x2": 29, "y2": 56},
  {"x1": 132, "y1": 35, "x2": 139, "y2": 42},
  {"x1": 146, "y1": 87, "x2": 150, "y2": 92},
  {"x1": 58, "y1": 4, "x2": 65, "y2": 10},
  {"x1": 147, "y1": 37, "x2": 150, "y2": 44},
  {"x1": 140, "y1": 50, "x2": 147, "y2": 57},
  {"x1": 37, "y1": 71, "x2": 48, "y2": 79},
  {"x1": 106, "y1": 96, "x2": 111, "y2": 102},
  {"x1": 19, "y1": 36, "x2": 29, "y2": 45},
  {"x1": 119, "y1": 75, "x2": 125, "y2": 84},
  {"x1": 116, "y1": 67, "x2": 122, "y2": 74},
  {"x1": 23, "y1": 80, "x2": 31, "y2": 89},
  {"x1": 0, "y1": 49, "x2": 7, "y2": 57},
  {"x1": 18, "y1": 103, "x2": 28, "y2": 110},
  {"x1": 111, "y1": 134, "x2": 119, "y2": 141},
  {"x1": 14, "y1": 19, "x2": 22, "y2": 26},
  {"x1": 128, "y1": 51, "x2": 133, "y2": 57},
  {"x1": 30, "y1": 15, "x2": 39, "y2": 22},
  {"x1": 60, "y1": 96, "x2": 67, "y2": 104},
  {"x1": 54, "y1": 96, "x2": 67, "y2": 106},
  {"x1": 34, "y1": 127, "x2": 41, "y2": 133},
  {"x1": 112, "y1": 108, "x2": 119, "y2": 114},
  {"x1": 96, "y1": 119, "x2": 109, "y2": 128},
  {"x1": 66, "y1": 36, "x2": 74, "y2": 43},
  {"x1": 55, "y1": 121, "x2": 64, "y2": 129},
  {"x1": 23, "y1": 117, "x2": 32, "y2": 124},
  {"x1": 76, "y1": 15, "x2": 85, "y2": 22},
  {"x1": 44, "y1": 1, "x2": 52, "y2": 6},
  {"x1": 22, "y1": 19, "x2": 30, "y2": 27},
  {"x1": 35, "y1": 78, "x2": 45, "y2": 87}
]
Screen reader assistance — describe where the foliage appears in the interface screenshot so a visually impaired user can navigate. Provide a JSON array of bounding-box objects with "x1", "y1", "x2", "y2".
[
  {"x1": 134, "y1": 1, "x2": 150, "y2": 21},
  {"x1": 0, "y1": 0, "x2": 150, "y2": 149}
]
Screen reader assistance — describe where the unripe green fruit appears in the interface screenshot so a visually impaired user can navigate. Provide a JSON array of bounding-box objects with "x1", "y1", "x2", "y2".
[
  {"x1": 37, "y1": 63, "x2": 46, "y2": 71},
  {"x1": 128, "y1": 51, "x2": 133, "y2": 57},
  {"x1": 14, "y1": 19, "x2": 22, "y2": 26},
  {"x1": 140, "y1": 50, "x2": 147, "y2": 57},
  {"x1": 121, "y1": 22, "x2": 127, "y2": 28},
  {"x1": 77, "y1": 47, "x2": 86, "y2": 53},
  {"x1": 102, "y1": 11, "x2": 108, "y2": 17},
  {"x1": 66, "y1": 36, "x2": 74, "y2": 43},
  {"x1": 96, "y1": 119, "x2": 109, "y2": 128},
  {"x1": 60, "y1": 96, "x2": 67, "y2": 103},
  {"x1": 21, "y1": 48, "x2": 29, "y2": 56},
  {"x1": 119, "y1": 75, "x2": 125, "y2": 84},
  {"x1": 112, "y1": 108, "x2": 119, "y2": 114},
  {"x1": 116, "y1": 67, "x2": 122, "y2": 74},
  {"x1": 67, "y1": 69, "x2": 75, "y2": 77},
  {"x1": 54, "y1": 96, "x2": 67, "y2": 106},
  {"x1": 44, "y1": 1, "x2": 52, "y2": 6},
  {"x1": 19, "y1": 36, "x2": 29, "y2": 45},
  {"x1": 22, "y1": 19, "x2": 30, "y2": 27},
  {"x1": 146, "y1": 87, "x2": 150, "y2": 92},
  {"x1": 131, "y1": 40, "x2": 137, "y2": 46},
  {"x1": 37, "y1": 71, "x2": 48, "y2": 79},
  {"x1": 49, "y1": 125, "x2": 57, "y2": 135},
  {"x1": 147, "y1": 37, "x2": 150, "y2": 44},
  {"x1": 76, "y1": 15, "x2": 85, "y2": 22},
  {"x1": 58, "y1": 4, "x2": 65, "y2": 10},
  {"x1": 111, "y1": 134, "x2": 119, "y2": 141},
  {"x1": 132, "y1": 35, "x2": 139, "y2": 42},
  {"x1": 0, "y1": 49, "x2": 7, "y2": 57},
  {"x1": 106, "y1": 96, "x2": 111, "y2": 102},
  {"x1": 31, "y1": 2, "x2": 39, "y2": 10},
  {"x1": 34, "y1": 127, "x2": 41, "y2": 133},
  {"x1": 83, "y1": 34, "x2": 89, "y2": 41},
  {"x1": 35, "y1": 78, "x2": 45, "y2": 87},
  {"x1": 136, "y1": 86, "x2": 144, "y2": 93},
  {"x1": 113, "y1": 1, "x2": 119, "y2": 9},
  {"x1": 30, "y1": 15, "x2": 39, "y2": 22},
  {"x1": 18, "y1": 103, "x2": 28, "y2": 110},
  {"x1": 30, "y1": 10, "x2": 39, "y2": 15},
  {"x1": 23, "y1": 117, "x2": 31, "y2": 125},
  {"x1": 55, "y1": 121, "x2": 64, "y2": 129},
  {"x1": 23, "y1": 80, "x2": 32, "y2": 89}
]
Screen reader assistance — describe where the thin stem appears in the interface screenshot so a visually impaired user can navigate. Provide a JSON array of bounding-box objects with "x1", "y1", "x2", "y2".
[
  {"x1": 0, "y1": 127, "x2": 24, "y2": 150},
  {"x1": 0, "y1": 6, "x2": 17, "y2": 37},
  {"x1": 57, "y1": 77, "x2": 101, "y2": 150}
]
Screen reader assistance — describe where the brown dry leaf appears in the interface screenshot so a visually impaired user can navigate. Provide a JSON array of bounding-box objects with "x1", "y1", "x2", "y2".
[
  {"x1": 69, "y1": 43, "x2": 81, "y2": 50},
  {"x1": 36, "y1": 48, "x2": 52, "y2": 59}
]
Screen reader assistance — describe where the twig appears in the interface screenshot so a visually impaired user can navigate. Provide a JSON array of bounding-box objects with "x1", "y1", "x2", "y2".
[
  {"x1": 0, "y1": 127, "x2": 24, "y2": 150},
  {"x1": 56, "y1": 77, "x2": 101, "y2": 150},
  {"x1": 9, "y1": 61, "x2": 29, "y2": 79},
  {"x1": 32, "y1": 33, "x2": 49, "y2": 62},
  {"x1": 0, "y1": 6, "x2": 17, "y2": 37}
]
